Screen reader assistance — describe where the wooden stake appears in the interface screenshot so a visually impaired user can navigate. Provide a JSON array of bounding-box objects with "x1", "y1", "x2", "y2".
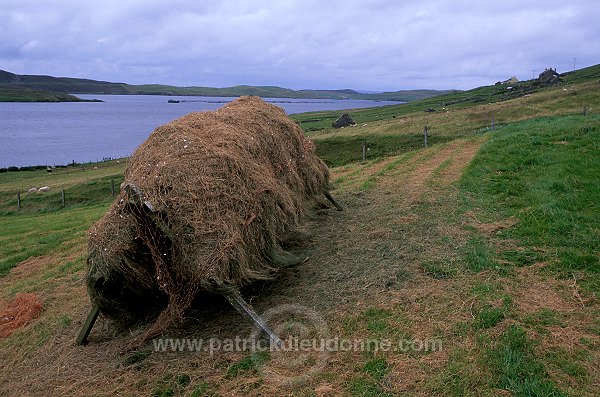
[
  {"x1": 17, "y1": 192, "x2": 21, "y2": 211},
  {"x1": 324, "y1": 191, "x2": 344, "y2": 211},
  {"x1": 111, "y1": 178, "x2": 116, "y2": 197},
  {"x1": 362, "y1": 137, "x2": 367, "y2": 162},
  {"x1": 424, "y1": 126, "x2": 429, "y2": 147},
  {"x1": 61, "y1": 189, "x2": 65, "y2": 208},
  {"x1": 123, "y1": 183, "x2": 174, "y2": 241},
  {"x1": 76, "y1": 304, "x2": 100, "y2": 345},
  {"x1": 223, "y1": 290, "x2": 283, "y2": 347}
]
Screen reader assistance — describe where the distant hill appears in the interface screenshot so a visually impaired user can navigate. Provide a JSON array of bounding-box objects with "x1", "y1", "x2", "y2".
[
  {"x1": 293, "y1": 63, "x2": 600, "y2": 132},
  {"x1": 0, "y1": 69, "x2": 456, "y2": 102},
  {"x1": 0, "y1": 87, "x2": 99, "y2": 102}
]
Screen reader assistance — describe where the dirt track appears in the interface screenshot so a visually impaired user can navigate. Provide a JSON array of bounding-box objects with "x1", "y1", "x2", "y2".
[{"x1": 260, "y1": 138, "x2": 486, "y2": 310}]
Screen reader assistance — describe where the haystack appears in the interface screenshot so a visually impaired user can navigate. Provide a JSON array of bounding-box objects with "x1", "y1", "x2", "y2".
[{"x1": 86, "y1": 96, "x2": 330, "y2": 338}]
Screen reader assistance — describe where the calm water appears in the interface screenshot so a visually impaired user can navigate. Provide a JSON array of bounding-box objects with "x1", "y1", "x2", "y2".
[{"x1": 0, "y1": 95, "x2": 402, "y2": 167}]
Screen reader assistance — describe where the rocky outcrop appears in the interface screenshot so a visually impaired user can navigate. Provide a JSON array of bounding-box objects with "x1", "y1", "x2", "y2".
[
  {"x1": 538, "y1": 68, "x2": 561, "y2": 84},
  {"x1": 332, "y1": 113, "x2": 355, "y2": 128}
]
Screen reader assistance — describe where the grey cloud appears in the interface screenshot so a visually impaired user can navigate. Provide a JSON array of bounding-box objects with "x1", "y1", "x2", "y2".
[{"x1": 0, "y1": 0, "x2": 598, "y2": 90}]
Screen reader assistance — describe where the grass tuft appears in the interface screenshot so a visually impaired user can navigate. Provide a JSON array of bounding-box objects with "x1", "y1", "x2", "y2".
[
  {"x1": 226, "y1": 351, "x2": 270, "y2": 378},
  {"x1": 487, "y1": 325, "x2": 566, "y2": 396}
]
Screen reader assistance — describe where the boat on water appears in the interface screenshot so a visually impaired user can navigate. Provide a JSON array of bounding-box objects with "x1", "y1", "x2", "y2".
[{"x1": 167, "y1": 99, "x2": 179, "y2": 103}]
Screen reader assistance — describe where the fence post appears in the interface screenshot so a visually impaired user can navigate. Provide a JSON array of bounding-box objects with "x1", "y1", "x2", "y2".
[
  {"x1": 362, "y1": 137, "x2": 367, "y2": 162},
  {"x1": 583, "y1": 105, "x2": 587, "y2": 116},
  {"x1": 61, "y1": 189, "x2": 65, "y2": 208},
  {"x1": 17, "y1": 192, "x2": 21, "y2": 211},
  {"x1": 491, "y1": 113, "x2": 495, "y2": 130},
  {"x1": 111, "y1": 178, "x2": 116, "y2": 197},
  {"x1": 424, "y1": 126, "x2": 429, "y2": 147}
]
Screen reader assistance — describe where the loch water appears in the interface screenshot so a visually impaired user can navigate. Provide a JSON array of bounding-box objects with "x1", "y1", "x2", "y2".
[{"x1": 0, "y1": 95, "x2": 402, "y2": 167}]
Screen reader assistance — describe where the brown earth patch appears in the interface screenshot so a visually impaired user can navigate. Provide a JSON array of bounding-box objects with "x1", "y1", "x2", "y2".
[
  {"x1": 382, "y1": 138, "x2": 484, "y2": 205},
  {"x1": 393, "y1": 213, "x2": 420, "y2": 224},
  {"x1": 540, "y1": 325, "x2": 596, "y2": 351},
  {"x1": 330, "y1": 164, "x2": 359, "y2": 181},
  {"x1": 516, "y1": 283, "x2": 569, "y2": 314},
  {"x1": 0, "y1": 293, "x2": 43, "y2": 338},
  {"x1": 335, "y1": 148, "x2": 431, "y2": 192},
  {"x1": 314, "y1": 383, "x2": 336, "y2": 397},
  {"x1": 8, "y1": 256, "x2": 47, "y2": 281},
  {"x1": 437, "y1": 138, "x2": 486, "y2": 185},
  {"x1": 384, "y1": 350, "x2": 449, "y2": 394},
  {"x1": 471, "y1": 217, "x2": 519, "y2": 235}
]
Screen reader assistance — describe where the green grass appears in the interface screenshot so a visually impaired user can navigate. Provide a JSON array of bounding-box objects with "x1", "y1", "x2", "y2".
[
  {"x1": 462, "y1": 235, "x2": 499, "y2": 273},
  {"x1": 0, "y1": 204, "x2": 107, "y2": 276},
  {"x1": 487, "y1": 325, "x2": 566, "y2": 396},
  {"x1": 0, "y1": 175, "x2": 122, "y2": 214},
  {"x1": 421, "y1": 259, "x2": 459, "y2": 279},
  {"x1": 426, "y1": 349, "x2": 489, "y2": 397},
  {"x1": 427, "y1": 112, "x2": 599, "y2": 397},
  {"x1": 147, "y1": 373, "x2": 196, "y2": 397},
  {"x1": 430, "y1": 325, "x2": 568, "y2": 396},
  {"x1": 190, "y1": 381, "x2": 218, "y2": 397},
  {"x1": 349, "y1": 378, "x2": 391, "y2": 397},
  {"x1": 523, "y1": 308, "x2": 563, "y2": 333},
  {"x1": 0, "y1": 160, "x2": 124, "y2": 213},
  {"x1": 121, "y1": 349, "x2": 152, "y2": 367},
  {"x1": 461, "y1": 115, "x2": 600, "y2": 295},
  {"x1": 362, "y1": 356, "x2": 389, "y2": 381},
  {"x1": 362, "y1": 308, "x2": 391, "y2": 335},
  {"x1": 544, "y1": 347, "x2": 589, "y2": 378},
  {"x1": 314, "y1": 134, "x2": 456, "y2": 167},
  {"x1": 475, "y1": 306, "x2": 505, "y2": 329},
  {"x1": 349, "y1": 356, "x2": 392, "y2": 397},
  {"x1": 225, "y1": 351, "x2": 270, "y2": 378}
]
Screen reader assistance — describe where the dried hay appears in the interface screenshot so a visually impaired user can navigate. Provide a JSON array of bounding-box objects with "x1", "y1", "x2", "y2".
[
  {"x1": 0, "y1": 293, "x2": 43, "y2": 339},
  {"x1": 86, "y1": 96, "x2": 330, "y2": 340}
]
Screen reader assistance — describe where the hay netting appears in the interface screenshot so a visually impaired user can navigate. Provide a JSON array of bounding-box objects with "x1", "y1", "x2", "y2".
[{"x1": 86, "y1": 96, "x2": 329, "y2": 339}]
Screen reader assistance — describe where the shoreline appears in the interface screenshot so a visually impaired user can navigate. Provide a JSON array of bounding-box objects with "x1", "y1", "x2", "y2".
[
  {"x1": 0, "y1": 87, "x2": 103, "y2": 103},
  {"x1": 0, "y1": 157, "x2": 128, "y2": 173}
]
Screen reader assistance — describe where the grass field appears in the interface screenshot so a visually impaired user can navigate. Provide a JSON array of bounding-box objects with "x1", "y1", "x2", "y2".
[
  {"x1": 0, "y1": 66, "x2": 599, "y2": 396},
  {"x1": 462, "y1": 115, "x2": 600, "y2": 296}
]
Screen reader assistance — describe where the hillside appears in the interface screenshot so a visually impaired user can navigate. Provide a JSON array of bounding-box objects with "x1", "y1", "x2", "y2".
[
  {"x1": 293, "y1": 63, "x2": 600, "y2": 132},
  {"x1": 0, "y1": 69, "x2": 455, "y2": 101},
  {"x1": 0, "y1": 87, "x2": 100, "y2": 102},
  {"x1": 0, "y1": 64, "x2": 599, "y2": 396}
]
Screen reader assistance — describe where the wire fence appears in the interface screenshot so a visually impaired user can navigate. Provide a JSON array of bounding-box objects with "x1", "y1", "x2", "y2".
[{"x1": 5, "y1": 177, "x2": 123, "y2": 214}]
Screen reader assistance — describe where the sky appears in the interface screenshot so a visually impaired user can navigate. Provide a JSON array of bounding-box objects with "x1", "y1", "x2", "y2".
[{"x1": 1, "y1": 0, "x2": 599, "y2": 91}]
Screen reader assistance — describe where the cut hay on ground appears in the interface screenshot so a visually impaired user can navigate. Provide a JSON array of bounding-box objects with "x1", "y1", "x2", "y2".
[
  {"x1": 0, "y1": 293, "x2": 43, "y2": 339},
  {"x1": 86, "y1": 96, "x2": 330, "y2": 341}
]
